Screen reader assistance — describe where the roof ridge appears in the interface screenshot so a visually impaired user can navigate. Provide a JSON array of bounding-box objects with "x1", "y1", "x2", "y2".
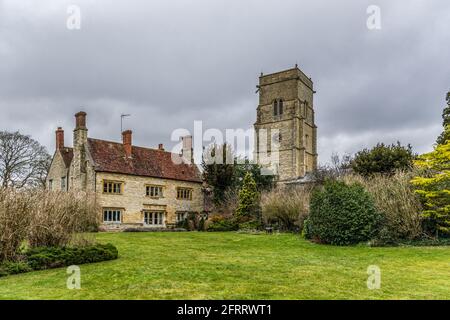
[{"x1": 87, "y1": 137, "x2": 181, "y2": 157}]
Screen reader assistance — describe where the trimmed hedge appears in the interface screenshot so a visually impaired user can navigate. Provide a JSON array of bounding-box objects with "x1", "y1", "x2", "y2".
[
  {"x1": 207, "y1": 219, "x2": 238, "y2": 232},
  {"x1": 0, "y1": 243, "x2": 118, "y2": 277},
  {"x1": 307, "y1": 180, "x2": 382, "y2": 245}
]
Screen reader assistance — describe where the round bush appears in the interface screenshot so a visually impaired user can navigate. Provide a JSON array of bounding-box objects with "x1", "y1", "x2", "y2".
[{"x1": 308, "y1": 180, "x2": 382, "y2": 245}]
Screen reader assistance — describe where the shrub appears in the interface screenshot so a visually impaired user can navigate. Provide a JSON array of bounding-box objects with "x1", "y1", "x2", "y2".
[
  {"x1": 198, "y1": 217, "x2": 205, "y2": 231},
  {"x1": 206, "y1": 215, "x2": 238, "y2": 232},
  {"x1": 0, "y1": 261, "x2": 32, "y2": 277},
  {"x1": 352, "y1": 142, "x2": 415, "y2": 177},
  {"x1": 0, "y1": 244, "x2": 118, "y2": 277},
  {"x1": 343, "y1": 171, "x2": 423, "y2": 244},
  {"x1": 26, "y1": 243, "x2": 118, "y2": 271},
  {"x1": 0, "y1": 188, "x2": 33, "y2": 261},
  {"x1": 411, "y1": 125, "x2": 450, "y2": 237},
  {"x1": 28, "y1": 190, "x2": 99, "y2": 248},
  {"x1": 238, "y1": 220, "x2": 263, "y2": 231},
  {"x1": 0, "y1": 189, "x2": 99, "y2": 261},
  {"x1": 302, "y1": 219, "x2": 312, "y2": 239},
  {"x1": 261, "y1": 186, "x2": 312, "y2": 231},
  {"x1": 308, "y1": 180, "x2": 382, "y2": 245}
]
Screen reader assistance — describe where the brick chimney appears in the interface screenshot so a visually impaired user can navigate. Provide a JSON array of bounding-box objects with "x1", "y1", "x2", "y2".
[
  {"x1": 55, "y1": 127, "x2": 64, "y2": 150},
  {"x1": 158, "y1": 143, "x2": 164, "y2": 151},
  {"x1": 122, "y1": 130, "x2": 132, "y2": 158}
]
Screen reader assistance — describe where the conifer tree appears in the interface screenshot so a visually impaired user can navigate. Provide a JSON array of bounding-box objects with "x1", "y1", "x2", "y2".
[
  {"x1": 411, "y1": 125, "x2": 450, "y2": 237},
  {"x1": 235, "y1": 172, "x2": 260, "y2": 222}
]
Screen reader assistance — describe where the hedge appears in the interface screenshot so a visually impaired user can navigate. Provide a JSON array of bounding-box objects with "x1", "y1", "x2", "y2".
[{"x1": 0, "y1": 243, "x2": 118, "y2": 277}]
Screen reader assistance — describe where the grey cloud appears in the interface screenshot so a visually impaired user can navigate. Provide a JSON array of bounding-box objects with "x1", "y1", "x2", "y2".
[{"x1": 0, "y1": 0, "x2": 449, "y2": 164}]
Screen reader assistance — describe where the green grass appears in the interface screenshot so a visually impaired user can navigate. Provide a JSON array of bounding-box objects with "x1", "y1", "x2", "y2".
[{"x1": 0, "y1": 232, "x2": 449, "y2": 299}]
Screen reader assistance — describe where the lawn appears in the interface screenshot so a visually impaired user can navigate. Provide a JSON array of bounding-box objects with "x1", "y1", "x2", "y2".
[{"x1": 0, "y1": 232, "x2": 449, "y2": 300}]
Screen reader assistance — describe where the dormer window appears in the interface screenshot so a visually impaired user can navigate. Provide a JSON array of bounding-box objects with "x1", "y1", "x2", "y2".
[{"x1": 273, "y1": 99, "x2": 284, "y2": 116}]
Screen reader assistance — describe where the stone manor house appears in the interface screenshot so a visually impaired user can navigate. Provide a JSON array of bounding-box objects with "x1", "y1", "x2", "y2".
[{"x1": 46, "y1": 66, "x2": 317, "y2": 228}]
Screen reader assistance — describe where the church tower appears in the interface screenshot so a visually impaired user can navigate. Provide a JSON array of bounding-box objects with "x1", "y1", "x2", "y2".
[{"x1": 254, "y1": 66, "x2": 318, "y2": 182}]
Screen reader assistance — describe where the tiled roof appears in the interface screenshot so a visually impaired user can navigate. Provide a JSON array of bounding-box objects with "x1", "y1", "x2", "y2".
[
  {"x1": 87, "y1": 138, "x2": 202, "y2": 183},
  {"x1": 59, "y1": 147, "x2": 74, "y2": 168}
]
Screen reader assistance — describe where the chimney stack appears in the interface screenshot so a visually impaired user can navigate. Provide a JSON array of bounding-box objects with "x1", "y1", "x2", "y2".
[
  {"x1": 158, "y1": 143, "x2": 164, "y2": 151},
  {"x1": 181, "y1": 135, "x2": 193, "y2": 164},
  {"x1": 122, "y1": 130, "x2": 133, "y2": 158},
  {"x1": 75, "y1": 111, "x2": 87, "y2": 129},
  {"x1": 56, "y1": 127, "x2": 64, "y2": 150}
]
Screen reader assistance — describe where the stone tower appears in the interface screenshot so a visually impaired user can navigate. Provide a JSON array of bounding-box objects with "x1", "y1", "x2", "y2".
[{"x1": 254, "y1": 66, "x2": 318, "y2": 182}]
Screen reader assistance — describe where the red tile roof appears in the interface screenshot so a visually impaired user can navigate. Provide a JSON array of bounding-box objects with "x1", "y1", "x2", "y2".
[
  {"x1": 59, "y1": 147, "x2": 74, "y2": 168},
  {"x1": 87, "y1": 138, "x2": 202, "y2": 183}
]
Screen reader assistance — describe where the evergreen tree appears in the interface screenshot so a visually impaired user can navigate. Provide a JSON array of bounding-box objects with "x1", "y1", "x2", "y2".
[
  {"x1": 411, "y1": 125, "x2": 450, "y2": 237},
  {"x1": 351, "y1": 142, "x2": 415, "y2": 176},
  {"x1": 201, "y1": 143, "x2": 235, "y2": 205},
  {"x1": 234, "y1": 157, "x2": 274, "y2": 192},
  {"x1": 235, "y1": 172, "x2": 260, "y2": 223},
  {"x1": 436, "y1": 91, "x2": 450, "y2": 145}
]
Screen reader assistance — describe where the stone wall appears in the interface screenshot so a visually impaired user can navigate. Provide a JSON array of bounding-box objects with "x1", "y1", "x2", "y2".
[
  {"x1": 46, "y1": 151, "x2": 69, "y2": 191},
  {"x1": 95, "y1": 172, "x2": 203, "y2": 229}
]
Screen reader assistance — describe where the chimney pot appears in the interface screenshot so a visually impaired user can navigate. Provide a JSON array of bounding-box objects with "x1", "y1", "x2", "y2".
[
  {"x1": 55, "y1": 127, "x2": 65, "y2": 150},
  {"x1": 122, "y1": 130, "x2": 133, "y2": 158},
  {"x1": 158, "y1": 143, "x2": 164, "y2": 151}
]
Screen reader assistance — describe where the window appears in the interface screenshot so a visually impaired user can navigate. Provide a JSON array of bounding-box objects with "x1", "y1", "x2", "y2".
[
  {"x1": 176, "y1": 212, "x2": 187, "y2": 223},
  {"x1": 305, "y1": 134, "x2": 309, "y2": 148},
  {"x1": 103, "y1": 209, "x2": 122, "y2": 223},
  {"x1": 103, "y1": 181, "x2": 123, "y2": 194},
  {"x1": 273, "y1": 99, "x2": 284, "y2": 116},
  {"x1": 144, "y1": 211, "x2": 165, "y2": 226},
  {"x1": 61, "y1": 176, "x2": 66, "y2": 191},
  {"x1": 146, "y1": 185, "x2": 163, "y2": 198},
  {"x1": 177, "y1": 188, "x2": 192, "y2": 200},
  {"x1": 48, "y1": 179, "x2": 53, "y2": 191}
]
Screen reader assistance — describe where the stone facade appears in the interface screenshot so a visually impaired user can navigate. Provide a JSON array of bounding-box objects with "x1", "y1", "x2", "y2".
[
  {"x1": 95, "y1": 172, "x2": 203, "y2": 230},
  {"x1": 47, "y1": 112, "x2": 204, "y2": 230},
  {"x1": 46, "y1": 149, "x2": 70, "y2": 192},
  {"x1": 254, "y1": 67, "x2": 318, "y2": 182}
]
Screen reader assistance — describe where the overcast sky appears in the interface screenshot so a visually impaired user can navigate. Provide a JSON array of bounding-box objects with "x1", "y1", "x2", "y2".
[{"x1": 1, "y1": 0, "x2": 449, "y2": 164}]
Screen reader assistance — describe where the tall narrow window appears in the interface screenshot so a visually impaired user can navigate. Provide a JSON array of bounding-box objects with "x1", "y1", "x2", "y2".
[
  {"x1": 274, "y1": 99, "x2": 283, "y2": 116},
  {"x1": 61, "y1": 177, "x2": 66, "y2": 191},
  {"x1": 48, "y1": 179, "x2": 53, "y2": 191}
]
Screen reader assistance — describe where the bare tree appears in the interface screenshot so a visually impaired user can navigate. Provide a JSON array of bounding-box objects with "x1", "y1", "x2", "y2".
[
  {"x1": 0, "y1": 131, "x2": 51, "y2": 189},
  {"x1": 312, "y1": 153, "x2": 353, "y2": 183}
]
